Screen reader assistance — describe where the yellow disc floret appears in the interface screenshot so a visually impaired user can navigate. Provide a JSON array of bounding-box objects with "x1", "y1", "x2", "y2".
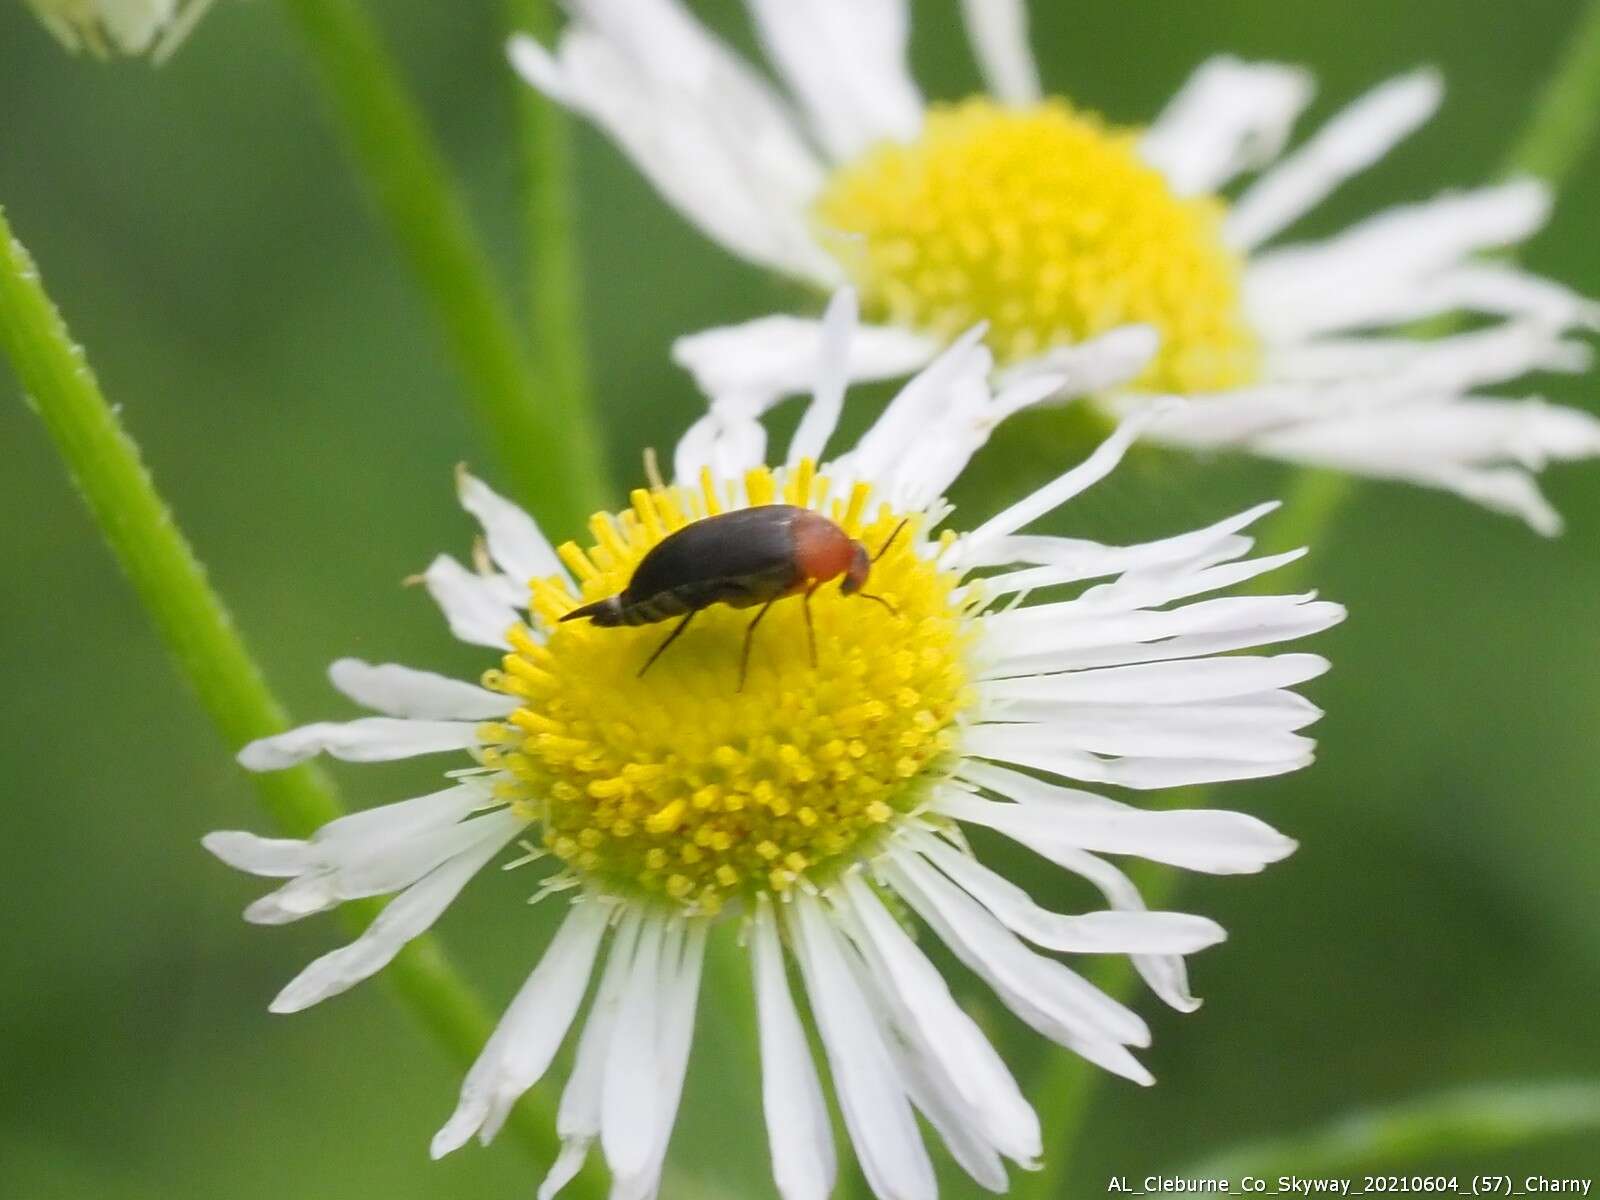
[
  {"x1": 478, "y1": 462, "x2": 973, "y2": 915},
  {"x1": 813, "y1": 97, "x2": 1260, "y2": 392}
]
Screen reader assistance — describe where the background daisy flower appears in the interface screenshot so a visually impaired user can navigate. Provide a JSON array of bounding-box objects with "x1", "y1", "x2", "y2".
[
  {"x1": 24, "y1": 0, "x2": 212, "y2": 58},
  {"x1": 509, "y1": 0, "x2": 1600, "y2": 533},
  {"x1": 204, "y1": 296, "x2": 1343, "y2": 1199}
]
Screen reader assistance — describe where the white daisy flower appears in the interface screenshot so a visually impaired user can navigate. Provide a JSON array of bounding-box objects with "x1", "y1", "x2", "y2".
[
  {"x1": 25, "y1": 0, "x2": 213, "y2": 58},
  {"x1": 508, "y1": 0, "x2": 1600, "y2": 534},
  {"x1": 205, "y1": 297, "x2": 1343, "y2": 1199}
]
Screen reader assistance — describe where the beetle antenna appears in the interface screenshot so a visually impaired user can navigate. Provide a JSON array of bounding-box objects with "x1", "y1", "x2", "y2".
[
  {"x1": 857, "y1": 592, "x2": 899, "y2": 617},
  {"x1": 872, "y1": 518, "x2": 910, "y2": 562}
]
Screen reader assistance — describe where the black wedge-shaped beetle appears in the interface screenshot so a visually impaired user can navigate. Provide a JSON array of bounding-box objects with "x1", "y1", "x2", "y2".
[{"x1": 561, "y1": 504, "x2": 903, "y2": 689}]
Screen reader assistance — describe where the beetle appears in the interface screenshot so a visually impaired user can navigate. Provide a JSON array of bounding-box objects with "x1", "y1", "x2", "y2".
[{"x1": 560, "y1": 504, "x2": 904, "y2": 689}]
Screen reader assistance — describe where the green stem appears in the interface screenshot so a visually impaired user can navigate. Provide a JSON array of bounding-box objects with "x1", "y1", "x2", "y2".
[
  {"x1": 1504, "y1": 0, "x2": 1600, "y2": 181},
  {"x1": 1179, "y1": 1081, "x2": 1600, "y2": 1178},
  {"x1": 0, "y1": 206, "x2": 602, "y2": 1195},
  {"x1": 1021, "y1": 3, "x2": 1600, "y2": 1188},
  {"x1": 506, "y1": 0, "x2": 596, "y2": 430},
  {"x1": 277, "y1": 0, "x2": 610, "y2": 532}
]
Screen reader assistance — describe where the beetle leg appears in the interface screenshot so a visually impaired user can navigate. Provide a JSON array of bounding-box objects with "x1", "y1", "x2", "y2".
[
  {"x1": 802, "y1": 582, "x2": 820, "y2": 669},
  {"x1": 738, "y1": 598, "x2": 778, "y2": 692},
  {"x1": 638, "y1": 610, "x2": 697, "y2": 678}
]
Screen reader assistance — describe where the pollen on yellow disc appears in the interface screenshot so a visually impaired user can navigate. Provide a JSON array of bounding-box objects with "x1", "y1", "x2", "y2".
[
  {"x1": 813, "y1": 97, "x2": 1261, "y2": 393},
  {"x1": 479, "y1": 464, "x2": 973, "y2": 914}
]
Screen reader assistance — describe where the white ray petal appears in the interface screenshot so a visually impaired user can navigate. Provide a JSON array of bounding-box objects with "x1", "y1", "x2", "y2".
[
  {"x1": 237, "y1": 717, "x2": 480, "y2": 771},
  {"x1": 1120, "y1": 385, "x2": 1332, "y2": 448},
  {"x1": 327, "y1": 658, "x2": 516, "y2": 720},
  {"x1": 1245, "y1": 180, "x2": 1553, "y2": 328},
  {"x1": 504, "y1": 26, "x2": 578, "y2": 103},
  {"x1": 788, "y1": 288, "x2": 860, "y2": 467},
  {"x1": 966, "y1": 727, "x2": 1314, "y2": 790},
  {"x1": 242, "y1": 876, "x2": 341, "y2": 925},
  {"x1": 1141, "y1": 57, "x2": 1314, "y2": 195},
  {"x1": 201, "y1": 832, "x2": 314, "y2": 878},
  {"x1": 1257, "y1": 264, "x2": 1597, "y2": 344},
  {"x1": 1400, "y1": 265, "x2": 1600, "y2": 331},
  {"x1": 537, "y1": 1141, "x2": 590, "y2": 1200},
  {"x1": 1403, "y1": 463, "x2": 1564, "y2": 536},
  {"x1": 602, "y1": 914, "x2": 667, "y2": 1178},
  {"x1": 746, "y1": 0, "x2": 922, "y2": 161},
  {"x1": 982, "y1": 600, "x2": 1347, "y2": 676},
  {"x1": 1225, "y1": 68, "x2": 1443, "y2": 250},
  {"x1": 671, "y1": 408, "x2": 770, "y2": 485},
  {"x1": 611, "y1": 921, "x2": 708, "y2": 1200},
  {"x1": 963, "y1": 402, "x2": 1177, "y2": 550},
  {"x1": 991, "y1": 325, "x2": 1159, "y2": 400},
  {"x1": 980, "y1": 687, "x2": 1324, "y2": 733},
  {"x1": 939, "y1": 785, "x2": 1298, "y2": 874},
  {"x1": 422, "y1": 554, "x2": 520, "y2": 650},
  {"x1": 980, "y1": 654, "x2": 1329, "y2": 707},
  {"x1": 830, "y1": 899, "x2": 1028, "y2": 1186},
  {"x1": 958, "y1": 760, "x2": 1133, "y2": 812},
  {"x1": 837, "y1": 872, "x2": 1039, "y2": 1164},
  {"x1": 538, "y1": 912, "x2": 643, "y2": 1199},
  {"x1": 888, "y1": 326, "x2": 1159, "y2": 510},
  {"x1": 786, "y1": 893, "x2": 936, "y2": 1200},
  {"x1": 836, "y1": 322, "x2": 993, "y2": 486},
  {"x1": 269, "y1": 811, "x2": 524, "y2": 1013},
  {"x1": 850, "y1": 972, "x2": 1010, "y2": 1193},
  {"x1": 913, "y1": 832, "x2": 1225, "y2": 954},
  {"x1": 972, "y1": 706, "x2": 1316, "y2": 762},
  {"x1": 986, "y1": 593, "x2": 1333, "y2": 661},
  {"x1": 533, "y1": 0, "x2": 833, "y2": 264},
  {"x1": 1042, "y1": 844, "x2": 1207, "y2": 1012},
  {"x1": 888, "y1": 1036, "x2": 1010, "y2": 1192},
  {"x1": 1250, "y1": 398, "x2": 1600, "y2": 474},
  {"x1": 1070, "y1": 548, "x2": 1310, "y2": 615},
  {"x1": 308, "y1": 782, "x2": 489, "y2": 854},
  {"x1": 1265, "y1": 321, "x2": 1594, "y2": 391},
  {"x1": 881, "y1": 855, "x2": 1154, "y2": 1084},
  {"x1": 752, "y1": 899, "x2": 836, "y2": 1200},
  {"x1": 509, "y1": 23, "x2": 834, "y2": 284},
  {"x1": 888, "y1": 857, "x2": 1153, "y2": 1045},
  {"x1": 243, "y1": 814, "x2": 506, "y2": 926},
  {"x1": 455, "y1": 467, "x2": 568, "y2": 585},
  {"x1": 431, "y1": 900, "x2": 609, "y2": 1157},
  {"x1": 953, "y1": 499, "x2": 1275, "y2": 580},
  {"x1": 959, "y1": 0, "x2": 1040, "y2": 105},
  {"x1": 673, "y1": 314, "x2": 938, "y2": 422}
]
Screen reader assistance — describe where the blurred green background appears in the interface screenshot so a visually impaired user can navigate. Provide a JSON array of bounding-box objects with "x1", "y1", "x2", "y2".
[{"x1": 2, "y1": 1, "x2": 1598, "y2": 1196}]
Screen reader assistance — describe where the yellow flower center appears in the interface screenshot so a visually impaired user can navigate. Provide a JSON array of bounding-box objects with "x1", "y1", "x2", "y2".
[
  {"x1": 477, "y1": 462, "x2": 972, "y2": 915},
  {"x1": 813, "y1": 97, "x2": 1260, "y2": 393}
]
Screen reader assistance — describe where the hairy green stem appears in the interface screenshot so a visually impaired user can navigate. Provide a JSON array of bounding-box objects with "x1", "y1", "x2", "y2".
[
  {"x1": 1180, "y1": 1081, "x2": 1600, "y2": 1178},
  {"x1": 1020, "y1": 2, "x2": 1600, "y2": 1190},
  {"x1": 277, "y1": 0, "x2": 609, "y2": 532},
  {"x1": 0, "y1": 206, "x2": 600, "y2": 1193}
]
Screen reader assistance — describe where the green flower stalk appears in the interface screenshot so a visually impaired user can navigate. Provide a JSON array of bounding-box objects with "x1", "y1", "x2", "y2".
[{"x1": 0, "y1": 204, "x2": 600, "y2": 1196}]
